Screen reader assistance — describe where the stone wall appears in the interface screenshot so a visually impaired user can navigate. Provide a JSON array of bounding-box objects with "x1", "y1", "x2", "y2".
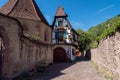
[
  {"x1": 17, "y1": 18, "x2": 52, "y2": 43},
  {"x1": 8, "y1": 36, "x2": 53, "y2": 78},
  {"x1": 0, "y1": 13, "x2": 22, "y2": 78},
  {"x1": 21, "y1": 36, "x2": 53, "y2": 70},
  {"x1": 0, "y1": 13, "x2": 53, "y2": 78},
  {"x1": 91, "y1": 32, "x2": 120, "y2": 80}
]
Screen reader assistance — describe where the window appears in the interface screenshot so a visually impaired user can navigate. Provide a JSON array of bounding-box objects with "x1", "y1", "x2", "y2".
[
  {"x1": 55, "y1": 32, "x2": 58, "y2": 39},
  {"x1": 58, "y1": 21, "x2": 63, "y2": 26},
  {"x1": 57, "y1": 18, "x2": 64, "y2": 21},
  {"x1": 73, "y1": 34, "x2": 75, "y2": 39},
  {"x1": 63, "y1": 20, "x2": 67, "y2": 27},
  {"x1": 44, "y1": 29, "x2": 49, "y2": 42},
  {"x1": 58, "y1": 31, "x2": 64, "y2": 42},
  {"x1": 72, "y1": 49, "x2": 76, "y2": 55},
  {"x1": 55, "y1": 21, "x2": 58, "y2": 27},
  {"x1": 35, "y1": 25, "x2": 41, "y2": 33},
  {"x1": 63, "y1": 31, "x2": 67, "y2": 39},
  {"x1": 75, "y1": 35, "x2": 78, "y2": 41},
  {"x1": 73, "y1": 34, "x2": 78, "y2": 41}
]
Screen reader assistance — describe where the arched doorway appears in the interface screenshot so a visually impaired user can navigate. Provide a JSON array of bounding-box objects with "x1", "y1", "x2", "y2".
[
  {"x1": 54, "y1": 47, "x2": 66, "y2": 62},
  {"x1": 0, "y1": 28, "x2": 9, "y2": 79},
  {"x1": 0, "y1": 36, "x2": 5, "y2": 79}
]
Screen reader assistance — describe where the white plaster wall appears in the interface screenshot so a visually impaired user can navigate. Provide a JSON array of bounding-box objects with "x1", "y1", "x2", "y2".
[
  {"x1": 52, "y1": 32, "x2": 55, "y2": 39},
  {"x1": 52, "y1": 40, "x2": 56, "y2": 44},
  {"x1": 70, "y1": 46, "x2": 76, "y2": 61}
]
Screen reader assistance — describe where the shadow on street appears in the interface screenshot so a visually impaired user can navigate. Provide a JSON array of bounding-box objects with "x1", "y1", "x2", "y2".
[{"x1": 31, "y1": 55, "x2": 91, "y2": 80}]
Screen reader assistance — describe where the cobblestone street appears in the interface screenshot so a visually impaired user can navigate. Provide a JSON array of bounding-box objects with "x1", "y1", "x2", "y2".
[{"x1": 32, "y1": 57, "x2": 106, "y2": 80}]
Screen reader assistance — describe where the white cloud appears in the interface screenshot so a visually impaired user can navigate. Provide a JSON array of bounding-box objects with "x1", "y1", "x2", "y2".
[
  {"x1": 96, "y1": 5, "x2": 114, "y2": 14},
  {"x1": 71, "y1": 21, "x2": 84, "y2": 29},
  {"x1": 45, "y1": 14, "x2": 52, "y2": 24},
  {"x1": 102, "y1": 16, "x2": 111, "y2": 19}
]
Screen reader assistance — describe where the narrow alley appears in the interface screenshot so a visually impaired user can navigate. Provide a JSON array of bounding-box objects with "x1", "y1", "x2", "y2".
[{"x1": 31, "y1": 57, "x2": 106, "y2": 80}]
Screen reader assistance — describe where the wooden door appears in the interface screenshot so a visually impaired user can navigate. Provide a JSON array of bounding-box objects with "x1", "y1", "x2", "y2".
[{"x1": 54, "y1": 47, "x2": 66, "y2": 62}]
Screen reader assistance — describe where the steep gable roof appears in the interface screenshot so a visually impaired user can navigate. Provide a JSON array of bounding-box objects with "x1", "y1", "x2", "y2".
[
  {"x1": 0, "y1": 0, "x2": 17, "y2": 15},
  {"x1": 55, "y1": 6, "x2": 67, "y2": 17},
  {"x1": 0, "y1": 0, "x2": 49, "y2": 25},
  {"x1": 53, "y1": 6, "x2": 79, "y2": 35}
]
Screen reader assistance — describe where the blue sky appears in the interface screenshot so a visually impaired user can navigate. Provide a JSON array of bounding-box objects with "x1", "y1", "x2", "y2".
[{"x1": 0, "y1": 0, "x2": 120, "y2": 31}]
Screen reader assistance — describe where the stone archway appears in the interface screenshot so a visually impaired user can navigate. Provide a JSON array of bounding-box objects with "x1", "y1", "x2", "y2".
[
  {"x1": 54, "y1": 47, "x2": 66, "y2": 62},
  {"x1": 0, "y1": 37, "x2": 5, "y2": 78},
  {"x1": 0, "y1": 27, "x2": 9, "y2": 79}
]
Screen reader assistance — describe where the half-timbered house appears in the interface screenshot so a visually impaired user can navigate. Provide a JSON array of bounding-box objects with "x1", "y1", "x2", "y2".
[{"x1": 52, "y1": 6, "x2": 79, "y2": 62}]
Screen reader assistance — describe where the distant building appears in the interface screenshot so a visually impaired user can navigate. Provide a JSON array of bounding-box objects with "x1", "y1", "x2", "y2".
[{"x1": 52, "y1": 6, "x2": 79, "y2": 62}]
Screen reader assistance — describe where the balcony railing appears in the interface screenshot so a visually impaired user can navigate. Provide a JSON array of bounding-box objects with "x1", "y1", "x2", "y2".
[
  {"x1": 57, "y1": 26, "x2": 65, "y2": 30},
  {"x1": 53, "y1": 38, "x2": 78, "y2": 46}
]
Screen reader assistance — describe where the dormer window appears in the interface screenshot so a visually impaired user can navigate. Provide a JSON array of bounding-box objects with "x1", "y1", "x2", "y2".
[{"x1": 58, "y1": 21, "x2": 63, "y2": 26}]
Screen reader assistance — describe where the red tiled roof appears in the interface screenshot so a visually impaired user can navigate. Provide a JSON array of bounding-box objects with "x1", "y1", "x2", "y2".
[
  {"x1": 0, "y1": 0, "x2": 17, "y2": 15},
  {"x1": 0, "y1": 0, "x2": 48, "y2": 25},
  {"x1": 55, "y1": 6, "x2": 67, "y2": 17}
]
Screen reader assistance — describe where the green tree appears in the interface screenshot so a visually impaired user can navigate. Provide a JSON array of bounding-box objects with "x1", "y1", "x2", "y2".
[
  {"x1": 76, "y1": 14, "x2": 120, "y2": 52},
  {"x1": 76, "y1": 29, "x2": 92, "y2": 53},
  {"x1": 87, "y1": 14, "x2": 120, "y2": 48}
]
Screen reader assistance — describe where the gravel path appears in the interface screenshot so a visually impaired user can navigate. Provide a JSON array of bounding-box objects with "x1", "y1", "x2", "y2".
[{"x1": 32, "y1": 57, "x2": 106, "y2": 80}]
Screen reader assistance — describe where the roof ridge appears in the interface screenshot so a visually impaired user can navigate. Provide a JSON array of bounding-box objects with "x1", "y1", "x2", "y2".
[
  {"x1": 55, "y1": 6, "x2": 67, "y2": 17},
  {"x1": 7, "y1": 0, "x2": 19, "y2": 15},
  {"x1": 0, "y1": 0, "x2": 18, "y2": 15},
  {"x1": 32, "y1": 0, "x2": 49, "y2": 25},
  {"x1": 0, "y1": 0, "x2": 49, "y2": 25}
]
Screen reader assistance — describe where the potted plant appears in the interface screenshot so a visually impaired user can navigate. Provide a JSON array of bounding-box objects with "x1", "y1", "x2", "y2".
[{"x1": 37, "y1": 60, "x2": 47, "y2": 73}]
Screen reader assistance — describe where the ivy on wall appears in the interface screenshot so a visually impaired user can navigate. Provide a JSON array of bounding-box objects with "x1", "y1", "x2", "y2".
[{"x1": 34, "y1": 32, "x2": 40, "y2": 40}]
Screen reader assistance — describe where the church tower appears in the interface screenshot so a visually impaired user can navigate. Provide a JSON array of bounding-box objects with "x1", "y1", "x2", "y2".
[{"x1": 52, "y1": 6, "x2": 79, "y2": 62}]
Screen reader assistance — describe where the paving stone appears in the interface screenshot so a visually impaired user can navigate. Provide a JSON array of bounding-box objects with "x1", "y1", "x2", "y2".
[{"x1": 31, "y1": 57, "x2": 106, "y2": 80}]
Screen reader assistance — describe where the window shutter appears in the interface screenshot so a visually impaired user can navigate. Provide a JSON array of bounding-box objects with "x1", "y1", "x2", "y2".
[
  {"x1": 63, "y1": 20, "x2": 67, "y2": 26},
  {"x1": 55, "y1": 21, "x2": 58, "y2": 27},
  {"x1": 55, "y1": 32, "x2": 58, "y2": 39},
  {"x1": 64, "y1": 31, "x2": 67, "y2": 38}
]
